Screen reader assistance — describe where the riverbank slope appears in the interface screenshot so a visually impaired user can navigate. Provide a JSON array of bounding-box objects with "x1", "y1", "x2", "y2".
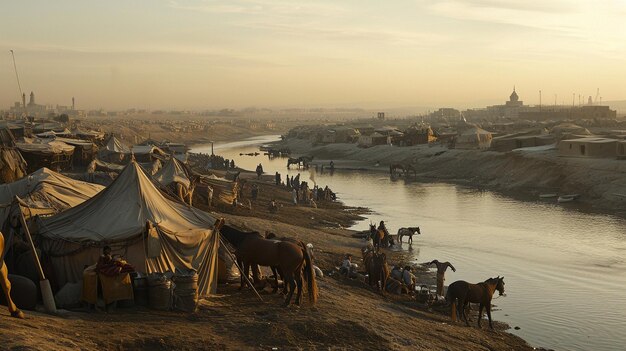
[{"x1": 276, "y1": 138, "x2": 626, "y2": 217}]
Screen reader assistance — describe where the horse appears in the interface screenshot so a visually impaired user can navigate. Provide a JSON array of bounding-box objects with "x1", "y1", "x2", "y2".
[
  {"x1": 0, "y1": 231, "x2": 25, "y2": 318},
  {"x1": 397, "y1": 227, "x2": 421, "y2": 244},
  {"x1": 390, "y1": 164, "x2": 417, "y2": 178},
  {"x1": 220, "y1": 225, "x2": 318, "y2": 306},
  {"x1": 389, "y1": 164, "x2": 405, "y2": 176},
  {"x1": 369, "y1": 224, "x2": 385, "y2": 249},
  {"x1": 361, "y1": 245, "x2": 389, "y2": 293},
  {"x1": 446, "y1": 276, "x2": 505, "y2": 329}
]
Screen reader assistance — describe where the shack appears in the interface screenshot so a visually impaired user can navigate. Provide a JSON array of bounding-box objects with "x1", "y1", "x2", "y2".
[
  {"x1": 16, "y1": 139, "x2": 75, "y2": 172},
  {"x1": 558, "y1": 137, "x2": 618, "y2": 158}
]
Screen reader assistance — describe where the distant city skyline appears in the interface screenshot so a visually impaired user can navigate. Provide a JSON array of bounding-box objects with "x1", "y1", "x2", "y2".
[{"x1": 2, "y1": 1, "x2": 626, "y2": 110}]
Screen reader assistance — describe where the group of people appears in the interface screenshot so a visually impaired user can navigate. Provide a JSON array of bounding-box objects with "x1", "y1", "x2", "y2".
[{"x1": 191, "y1": 153, "x2": 235, "y2": 171}]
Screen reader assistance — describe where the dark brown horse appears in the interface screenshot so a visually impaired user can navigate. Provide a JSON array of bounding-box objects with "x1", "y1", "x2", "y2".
[
  {"x1": 446, "y1": 276, "x2": 505, "y2": 329},
  {"x1": 0, "y1": 231, "x2": 25, "y2": 318},
  {"x1": 361, "y1": 245, "x2": 389, "y2": 293},
  {"x1": 221, "y1": 225, "x2": 318, "y2": 306}
]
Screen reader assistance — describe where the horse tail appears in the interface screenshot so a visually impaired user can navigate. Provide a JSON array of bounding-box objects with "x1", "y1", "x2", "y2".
[
  {"x1": 446, "y1": 285, "x2": 456, "y2": 322},
  {"x1": 301, "y1": 241, "x2": 318, "y2": 305}
]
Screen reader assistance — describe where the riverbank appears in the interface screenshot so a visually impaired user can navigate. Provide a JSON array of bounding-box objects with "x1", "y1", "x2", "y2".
[
  {"x1": 0, "y1": 166, "x2": 534, "y2": 351},
  {"x1": 275, "y1": 138, "x2": 626, "y2": 217}
]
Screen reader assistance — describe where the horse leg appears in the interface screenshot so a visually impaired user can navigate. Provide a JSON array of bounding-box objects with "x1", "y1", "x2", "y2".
[
  {"x1": 295, "y1": 271, "x2": 304, "y2": 306},
  {"x1": 0, "y1": 261, "x2": 23, "y2": 318},
  {"x1": 477, "y1": 303, "x2": 484, "y2": 328},
  {"x1": 283, "y1": 273, "x2": 296, "y2": 307},
  {"x1": 487, "y1": 304, "x2": 494, "y2": 329},
  {"x1": 270, "y1": 266, "x2": 279, "y2": 294},
  {"x1": 408, "y1": 235, "x2": 412, "y2": 244},
  {"x1": 461, "y1": 299, "x2": 471, "y2": 326},
  {"x1": 450, "y1": 299, "x2": 457, "y2": 322},
  {"x1": 238, "y1": 260, "x2": 246, "y2": 290}
]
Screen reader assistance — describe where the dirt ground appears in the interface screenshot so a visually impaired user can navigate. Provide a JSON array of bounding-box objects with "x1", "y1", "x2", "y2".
[{"x1": 0, "y1": 171, "x2": 533, "y2": 351}]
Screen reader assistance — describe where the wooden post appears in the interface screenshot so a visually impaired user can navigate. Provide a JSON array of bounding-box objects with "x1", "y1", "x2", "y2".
[{"x1": 15, "y1": 196, "x2": 57, "y2": 313}]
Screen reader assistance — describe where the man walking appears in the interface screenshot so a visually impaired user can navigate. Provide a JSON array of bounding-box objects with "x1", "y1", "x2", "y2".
[{"x1": 429, "y1": 260, "x2": 456, "y2": 297}]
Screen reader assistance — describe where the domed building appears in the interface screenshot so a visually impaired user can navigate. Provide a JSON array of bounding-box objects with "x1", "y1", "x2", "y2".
[{"x1": 505, "y1": 87, "x2": 523, "y2": 107}]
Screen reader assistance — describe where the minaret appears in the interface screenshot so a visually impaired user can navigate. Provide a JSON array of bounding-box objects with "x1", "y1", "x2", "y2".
[
  {"x1": 29, "y1": 91, "x2": 35, "y2": 105},
  {"x1": 72, "y1": 97, "x2": 75, "y2": 110}
]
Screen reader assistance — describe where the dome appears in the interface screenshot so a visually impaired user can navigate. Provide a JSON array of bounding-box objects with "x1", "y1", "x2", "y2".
[{"x1": 509, "y1": 87, "x2": 519, "y2": 102}]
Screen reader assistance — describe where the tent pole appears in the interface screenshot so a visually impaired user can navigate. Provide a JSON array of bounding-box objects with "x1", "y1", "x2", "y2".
[
  {"x1": 15, "y1": 196, "x2": 57, "y2": 314},
  {"x1": 218, "y1": 236, "x2": 264, "y2": 303}
]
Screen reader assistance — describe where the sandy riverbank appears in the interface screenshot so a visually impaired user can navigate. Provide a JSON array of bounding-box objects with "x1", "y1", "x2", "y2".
[
  {"x1": 275, "y1": 138, "x2": 626, "y2": 217},
  {"x1": 0, "y1": 167, "x2": 533, "y2": 351}
]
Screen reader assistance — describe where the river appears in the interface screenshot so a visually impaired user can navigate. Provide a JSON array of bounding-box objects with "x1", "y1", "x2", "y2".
[{"x1": 192, "y1": 135, "x2": 626, "y2": 351}]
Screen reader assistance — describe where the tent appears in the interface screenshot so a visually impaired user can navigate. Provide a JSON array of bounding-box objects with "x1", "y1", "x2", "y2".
[
  {"x1": 16, "y1": 139, "x2": 75, "y2": 172},
  {"x1": 36, "y1": 161, "x2": 219, "y2": 295},
  {"x1": 154, "y1": 157, "x2": 192, "y2": 190},
  {"x1": 0, "y1": 167, "x2": 104, "y2": 210},
  {"x1": 98, "y1": 136, "x2": 130, "y2": 163},
  {"x1": 455, "y1": 124, "x2": 493, "y2": 149},
  {"x1": 0, "y1": 127, "x2": 27, "y2": 183}
]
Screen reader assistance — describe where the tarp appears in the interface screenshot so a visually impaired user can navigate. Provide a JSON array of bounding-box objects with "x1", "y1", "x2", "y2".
[
  {"x1": 37, "y1": 161, "x2": 219, "y2": 295},
  {"x1": 16, "y1": 140, "x2": 75, "y2": 155},
  {"x1": 131, "y1": 145, "x2": 166, "y2": 156}
]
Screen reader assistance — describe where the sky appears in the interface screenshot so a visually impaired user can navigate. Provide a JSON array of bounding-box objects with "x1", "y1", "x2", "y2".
[{"x1": 1, "y1": 0, "x2": 626, "y2": 110}]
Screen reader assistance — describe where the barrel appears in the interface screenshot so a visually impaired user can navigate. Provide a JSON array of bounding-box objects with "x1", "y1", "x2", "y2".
[
  {"x1": 173, "y1": 273, "x2": 198, "y2": 312},
  {"x1": 132, "y1": 276, "x2": 149, "y2": 307},
  {"x1": 147, "y1": 276, "x2": 173, "y2": 310}
]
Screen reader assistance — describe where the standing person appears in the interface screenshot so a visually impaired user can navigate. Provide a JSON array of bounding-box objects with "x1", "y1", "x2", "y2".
[
  {"x1": 230, "y1": 159, "x2": 235, "y2": 169},
  {"x1": 251, "y1": 184, "x2": 259, "y2": 200},
  {"x1": 256, "y1": 164, "x2": 263, "y2": 179},
  {"x1": 275, "y1": 172, "x2": 281, "y2": 186},
  {"x1": 292, "y1": 188, "x2": 298, "y2": 205},
  {"x1": 429, "y1": 260, "x2": 456, "y2": 297},
  {"x1": 329, "y1": 160, "x2": 335, "y2": 170}
]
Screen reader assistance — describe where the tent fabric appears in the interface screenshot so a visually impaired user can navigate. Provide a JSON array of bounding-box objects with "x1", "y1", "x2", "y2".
[
  {"x1": 16, "y1": 140, "x2": 75, "y2": 155},
  {"x1": 154, "y1": 157, "x2": 191, "y2": 189},
  {"x1": 102, "y1": 136, "x2": 131, "y2": 154},
  {"x1": 0, "y1": 167, "x2": 104, "y2": 208},
  {"x1": 37, "y1": 161, "x2": 219, "y2": 295}
]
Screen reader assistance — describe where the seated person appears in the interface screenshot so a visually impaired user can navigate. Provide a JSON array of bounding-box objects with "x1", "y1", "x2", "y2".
[
  {"x1": 402, "y1": 266, "x2": 416, "y2": 292},
  {"x1": 339, "y1": 254, "x2": 357, "y2": 278},
  {"x1": 96, "y1": 246, "x2": 135, "y2": 276},
  {"x1": 390, "y1": 265, "x2": 403, "y2": 281}
]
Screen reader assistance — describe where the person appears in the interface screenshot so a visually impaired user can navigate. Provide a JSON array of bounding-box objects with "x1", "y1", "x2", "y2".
[
  {"x1": 275, "y1": 172, "x2": 281, "y2": 186},
  {"x1": 230, "y1": 159, "x2": 235, "y2": 169},
  {"x1": 378, "y1": 220, "x2": 390, "y2": 238},
  {"x1": 292, "y1": 188, "x2": 298, "y2": 205},
  {"x1": 96, "y1": 246, "x2": 135, "y2": 276},
  {"x1": 429, "y1": 260, "x2": 456, "y2": 297},
  {"x1": 268, "y1": 199, "x2": 278, "y2": 213},
  {"x1": 390, "y1": 265, "x2": 403, "y2": 280},
  {"x1": 255, "y1": 164, "x2": 263, "y2": 179},
  {"x1": 329, "y1": 160, "x2": 335, "y2": 170},
  {"x1": 206, "y1": 185, "x2": 214, "y2": 207},
  {"x1": 251, "y1": 184, "x2": 259, "y2": 200},
  {"x1": 340, "y1": 254, "x2": 353, "y2": 277},
  {"x1": 402, "y1": 266, "x2": 416, "y2": 292}
]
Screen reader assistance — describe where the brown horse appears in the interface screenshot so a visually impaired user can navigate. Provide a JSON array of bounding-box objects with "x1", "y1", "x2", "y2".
[
  {"x1": 446, "y1": 276, "x2": 505, "y2": 329},
  {"x1": 221, "y1": 225, "x2": 318, "y2": 306},
  {"x1": 0, "y1": 231, "x2": 25, "y2": 318},
  {"x1": 361, "y1": 245, "x2": 389, "y2": 293}
]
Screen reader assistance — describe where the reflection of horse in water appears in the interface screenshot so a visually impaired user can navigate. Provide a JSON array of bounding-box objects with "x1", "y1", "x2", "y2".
[
  {"x1": 0, "y1": 231, "x2": 25, "y2": 318},
  {"x1": 287, "y1": 156, "x2": 314, "y2": 169},
  {"x1": 389, "y1": 164, "x2": 417, "y2": 178},
  {"x1": 447, "y1": 276, "x2": 505, "y2": 329},
  {"x1": 397, "y1": 227, "x2": 421, "y2": 244}
]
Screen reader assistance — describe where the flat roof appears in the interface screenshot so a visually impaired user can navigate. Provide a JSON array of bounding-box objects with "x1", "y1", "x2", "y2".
[{"x1": 561, "y1": 137, "x2": 618, "y2": 144}]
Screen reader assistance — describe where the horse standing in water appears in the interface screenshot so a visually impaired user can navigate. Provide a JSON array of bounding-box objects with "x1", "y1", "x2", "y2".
[
  {"x1": 0, "y1": 231, "x2": 25, "y2": 318},
  {"x1": 446, "y1": 276, "x2": 505, "y2": 329},
  {"x1": 397, "y1": 227, "x2": 421, "y2": 244},
  {"x1": 220, "y1": 225, "x2": 318, "y2": 306}
]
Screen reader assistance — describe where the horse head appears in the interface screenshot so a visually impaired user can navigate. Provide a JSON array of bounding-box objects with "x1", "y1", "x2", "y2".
[
  {"x1": 496, "y1": 276, "x2": 505, "y2": 296},
  {"x1": 411, "y1": 227, "x2": 421, "y2": 235}
]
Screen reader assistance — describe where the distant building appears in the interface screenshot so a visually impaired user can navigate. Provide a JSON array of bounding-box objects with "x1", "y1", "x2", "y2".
[
  {"x1": 519, "y1": 105, "x2": 616, "y2": 121},
  {"x1": 377, "y1": 112, "x2": 385, "y2": 120},
  {"x1": 558, "y1": 137, "x2": 618, "y2": 158}
]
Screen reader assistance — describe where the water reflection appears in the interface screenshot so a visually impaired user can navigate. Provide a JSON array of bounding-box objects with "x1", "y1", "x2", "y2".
[{"x1": 192, "y1": 136, "x2": 626, "y2": 351}]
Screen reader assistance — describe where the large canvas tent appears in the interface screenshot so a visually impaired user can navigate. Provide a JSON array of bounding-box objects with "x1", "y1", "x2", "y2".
[
  {"x1": 16, "y1": 139, "x2": 75, "y2": 172},
  {"x1": 154, "y1": 157, "x2": 192, "y2": 190},
  {"x1": 36, "y1": 161, "x2": 219, "y2": 295}
]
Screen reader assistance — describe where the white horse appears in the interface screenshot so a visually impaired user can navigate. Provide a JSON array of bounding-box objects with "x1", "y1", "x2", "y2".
[
  {"x1": 0, "y1": 231, "x2": 24, "y2": 318},
  {"x1": 397, "y1": 227, "x2": 421, "y2": 244}
]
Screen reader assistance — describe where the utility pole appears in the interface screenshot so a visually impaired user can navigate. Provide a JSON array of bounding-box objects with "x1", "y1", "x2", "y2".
[{"x1": 539, "y1": 90, "x2": 542, "y2": 111}]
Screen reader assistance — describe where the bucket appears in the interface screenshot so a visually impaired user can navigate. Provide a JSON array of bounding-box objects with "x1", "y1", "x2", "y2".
[
  {"x1": 147, "y1": 275, "x2": 173, "y2": 310},
  {"x1": 173, "y1": 273, "x2": 198, "y2": 312},
  {"x1": 132, "y1": 276, "x2": 149, "y2": 307}
]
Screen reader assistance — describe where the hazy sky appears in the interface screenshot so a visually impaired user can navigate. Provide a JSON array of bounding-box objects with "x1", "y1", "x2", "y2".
[{"x1": 2, "y1": 0, "x2": 626, "y2": 110}]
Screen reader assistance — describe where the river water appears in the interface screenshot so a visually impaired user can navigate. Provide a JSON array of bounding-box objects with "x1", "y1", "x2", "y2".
[{"x1": 192, "y1": 135, "x2": 626, "y2": 351}]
